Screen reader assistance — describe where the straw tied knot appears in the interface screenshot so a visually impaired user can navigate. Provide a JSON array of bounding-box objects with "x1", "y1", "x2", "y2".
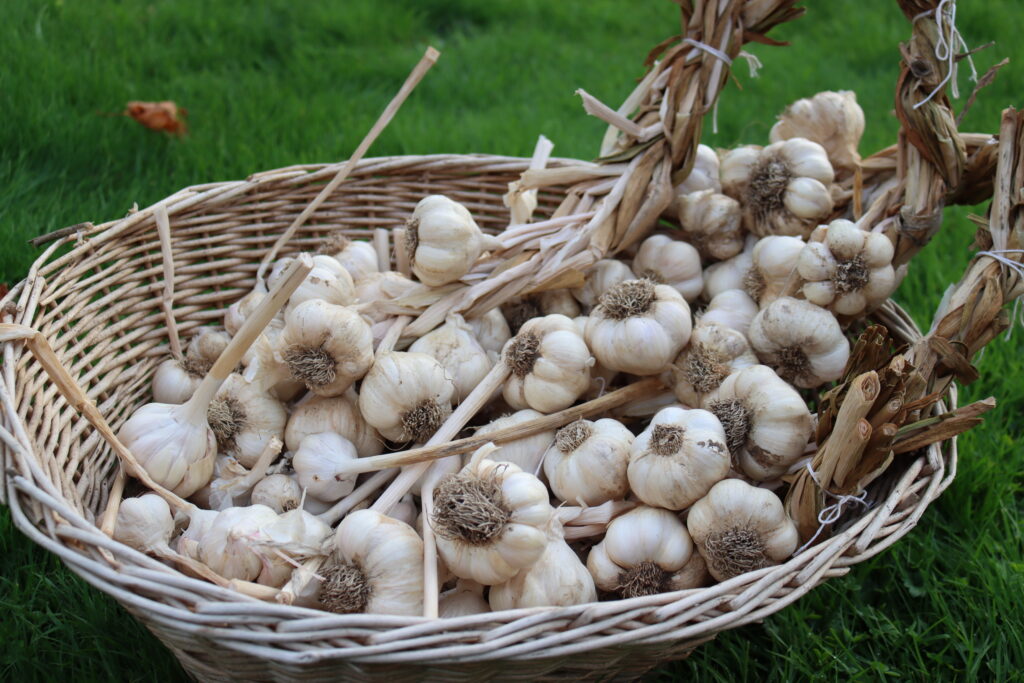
[{"x1": 793, "y1": 462, "x2": 869, "y2": 557}]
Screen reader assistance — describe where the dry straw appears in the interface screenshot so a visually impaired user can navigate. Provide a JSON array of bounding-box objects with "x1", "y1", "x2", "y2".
[{"x1": 0, "y1": 1, "x2": 1018, "y2": 679}]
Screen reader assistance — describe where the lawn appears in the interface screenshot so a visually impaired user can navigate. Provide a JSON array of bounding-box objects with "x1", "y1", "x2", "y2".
[{"x1": 1, "y1": 0, "x2": 1022, "y2": 680}]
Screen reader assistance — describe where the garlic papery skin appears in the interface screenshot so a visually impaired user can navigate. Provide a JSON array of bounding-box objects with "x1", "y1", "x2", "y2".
[
  {"x1": 722, "y1": 138, "x2": 835, "y2": 238},
  {"x1": 671, "y1": 322, "x2": 758, "y2": 407},
  {"x1": 354, "y1": 271, "x2": 427, "y2": 323},
  {"x1": 466, "y1": 308, "x2": 511, "y2": 362},
  {"x1": 744, "y1": 235, "x2": 805, "y2": 305},
  {"x1": 269, "y1": 254, "x2": 356, "y2": 313},
  {"x1": 207, "y1": 373, "x2": 287, "y2": 468},
  {"x1": 586, "y1": 506, "x2": 701, "y2": 598},
  {"x1": 251, "y1": 474, "x2": 302, "y2": 513},
  {"x1": 502, "y1": 314, "x2": 593, "y2": 414},
  {"x1": 277, "y1": 299, "x2": 373, "y2": 397},
  {"x1": 474, "y1": 410, "x2": 556, "y2": 474},
  {"x1": 152, "y1": 329, "x2": 231, "y2": 404},
  {"x1": 114, "y1": 494, "x2": 176, "y2": 555},
  {"x1": 687, "y1": 478, "x2": 798, "y2": 581},
  {"x1": 285, "y1": 392, "x2": 380, "y2": 457},
  {"x1": 632, "y1": 234, "x2": 703, "y2": 302},
  {"x1": 677, "y1": 190, "x2": 744, "y2": 261},
  {"x1": 627, "y1": 407, "x2": 730, "y2": 510},
  {"x1": 672, "y1": 144, "x2": 721, "y2": 200},
  {"x1": 702, "y1": 237, "x2": 755, "y2": 300},
  {"x1": 406, "y1": 194, "x2": 500, "y2": 287},
  {"x1": 543, "y1": 419, "x2": 633, "y2": 505},
  {"x1": 292, "y1": 432, "x2": 359, "y2": 503},
  {"x1": 196, "y1": 504, "x2": 281, "y2": 582},
  {"x1": 319, "y1": 234, "x2": 379, "y2": 282},
  {"x1": 358, "y1": 352, "x2": 456, "y2": 443},
  {"x1": 409, "y1": 315, "x2": 491, "y2": 403},
  {"x1": 489, "y1": 534, "x2": 597, "y2": 610},
  {"x1": 432, "y1": 455, "x2": 554, "y2": 585},
  {"x1": 770, "y1": 91, "x2": 865, "y2": 176},
  {"x1": 439, "y1": 580, "x2": 490, "y2": 617},
  {"x1": 253, "y1": 508, "x2": 333, "y2": 587},
  {"x1": 747, "y1": 297, "x2": 850, "y2": 389},
  {"x1": 798, "y1": 220, "x2": 897, "y2": 316},
  {"x1": 704, "y1": 365, "x2": 813, "y2": 481},
  {"x1": 572, "y1": 259, "x2": 636, "y2": 309},
  {"x1": 320, "y1": 509, "x2": 423, "y2": 616},
  {"x1": 698, "y1": 290, "x2": 759, "y2": 337},
  {"x1": 585, "y1": 279, "x2": 692, "y2": 376}
]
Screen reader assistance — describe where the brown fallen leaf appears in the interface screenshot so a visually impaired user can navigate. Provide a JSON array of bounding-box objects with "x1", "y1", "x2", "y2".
[{"x1": 124, "y1": 101, "x2": 188, "y2": 136}]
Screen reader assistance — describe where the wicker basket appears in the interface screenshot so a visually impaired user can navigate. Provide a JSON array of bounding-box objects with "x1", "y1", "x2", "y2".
[{"x1": 0, "y1": 153, "x2": 956, "y2": 681}]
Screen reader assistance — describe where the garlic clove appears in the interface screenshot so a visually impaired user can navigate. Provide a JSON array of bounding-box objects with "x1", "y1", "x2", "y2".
[
  {"x1": 320, "y1": 235, "x2": 380, "y2": 283},
  {"x1": 719, "y1": 145, "x2": 762, "y2": 198},
  {"x1": 465, "y1": 308, "x2": 511, "y2": 362},
  {"x1": 782, "y1": 177, "x2": 833, "y2": 220},
  {"x1": 779, "y1": 138, "x2": 836, "y2": 184},
  {"x1": 439, "y1": 580, "x2": 491, "y2": 617},
  {"x1": 488, "y1": 535, "x2": 597, "y2": 610},
  {"x1": 697, "y1": 290, "x2": 758, "y2": 337}
]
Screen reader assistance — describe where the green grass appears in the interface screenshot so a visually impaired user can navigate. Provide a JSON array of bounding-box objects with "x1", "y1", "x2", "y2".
[{"x1": 2, "y1": 0, "x2": 1023, "y2": 680}]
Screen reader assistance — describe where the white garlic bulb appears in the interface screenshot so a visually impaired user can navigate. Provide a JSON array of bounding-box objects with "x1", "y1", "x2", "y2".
[
  {"x1": 196, "y1": 504, "x2": 281, "y2": 582},
  {"x1": 489, "y1": 534, "x2": 597, "y2": 610},
  {"x1": 677, "y1": 190, "x2": 744, "y2": 260},
  {"x1": 798, "y1": 220, "x2": 897, "y2": 316},
  {"x1": 770, "y1": 91, "x2": 865, "y2": 175},
  {"x1": 292, "y1": 432, "x2": 359, "y2": 503},
  {"x1": 114, "y1": 494, "x2": 176, "y2": 554},
  {"x1": 627, "y1": 406, "x2": 730, "y2": 510},
  {"x1": 697, "y1": 289, "x2": 759, "y2": 337},
  {"x1": 631, "y1": 234, "x2": 703, "y2": 302},
  {"x1": 269, "y1": 254, "x2": 356, "y2": 312},
  {"x1": 587, "y1": 506, "x2": 705, "y2": 598},
  {"x1": 543, "y1": 419, "x2": 633, "y2": 505},
  {"x1": 252, "y1": 507, "x2": 333, "y2": 587},
  {"x1": 744, "y1": 235, "x2": 805, "y2": 305},
  {"x1": 439, "y1": 580, "x2": 490, "y2": 617},
  {"x1": 687, "y1": 478, "x2": 799, "y2": 581},
  {"x1": 277, "y1": 299, "x2": 373, "y2": 397},
  {"x1": 671, "y1": 322, "x2": 758, "y2": 407},
  {"x1": 319, "y1": 509, "x2": 424, "y2": 616},
  {"x1": 473, "y1": 409, "x2": 556, "y2": 474},
  {"x1": 672, "y1": 144, "x2": 722, "y2": 199},
  {"x1": 704, "y1": 365, "x2": 813, "y2": 481},
  {"x1": 702, "y1": 237, "x2": 755, "y2": 300},
  {"x1": 465, "y1": 308, "x2": 511, "y2": 362},
  {"x1": 585, "y1": 279, "x2": 692, "y2": 376},
  {"x1": 748, "y1": 297, "x2": 850, "y2": 388},
  {"x1": 359, "y1": 352, "x2": 456, "y2": 443},
  {"x1": 354, "y1": 271, "x2": 428, "y2": 323},
  {"x1": 406, "y1": 194, "x2": 500, "y2": 287},
  {"x1": 207, "y1": 373, "x2": 287, "y2": 468},
  {"x1": 502, "y1": 314, "x2": 593, "y2": 413},
  {"x1": 224, "y1": 284, "x2": 284, "y2": 340},
  {"x1": 572, "y1": 259, "x2": 636, "y2": 309},
  {"x1": 431, "y1": 452, "x2": 554, "y2": 585},
  {"x1": 319, "y1": 234, "x2": 379, "y2": 282},
  {"x1": 285, "y1": 392, "x2": 380, "y2": 457},
  {"x1": 151, "y1": 329, "x2": 231, "y2": 404},
  {"x1": 721, "y1": 138, "x2": 835, "y2": 238},
  {"x1": 409, "y1": 315, "x2": 492, "y2": 402},
  {"x1": 250, "y1": 473, "x2": 302, "y2": 513}
]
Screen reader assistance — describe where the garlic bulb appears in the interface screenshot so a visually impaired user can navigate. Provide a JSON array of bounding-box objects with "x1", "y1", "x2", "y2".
[
  {"x1": 631, "y1": 234, "x2": 703, "y2": 302},
  {"x1": 543, "y1": 419, "x2": 633, "y2": 505},
  {"x1": 748, "y1": 297, "x2": 850, "y2": 388},
  {"x1": 572, "y1": 259, "x2": 635, "y2": 309},
  {"x1": 627, "y1": 407, "x2": 730, "y2": 510},
  {"x1": 687, "y1": 478, "x2": 798, "y2": 581},
  {"x1": 285, "y1": 392, "x2": 380, "y2": 457},
  {"x1": 677, "y1": 190, "x2": 744, "y2": 260},
  {"x1": 207, "y1": 373, "x2": 287, "y2": 468},
  {"x1": 114, "y1": 494, "x2": 176, "y2": 554},
  {"x1": 292, "y1": 432, "x2": 359, "y2": 503},
  {"x1": 721, "y1": 138, "x2": 835, "y2": 238},
  {"x1": 432, "y1": 453, "x2": 554, "y2": 585},
  {"x1": 698, "y1": 289, "x2": 759, "y2": 337},
  {"x1": 671, "y1": 322, "x2": 758, "y2": 407},
  {"x1": 250, "y1": 474, "x2": 302, "y2": 513},
  {"x1": 502, "y1": 314, "x2": 593, "y2": 413},
  {"x1": 198, "y1": 438, "x2": 283, "y2": 510},
  {"x1": 770, "y1": 91, "x2": 865, "y2": 175},
  {"x1": 253, "y1": 507, "x2": 333, "y2": 587},
  {"x1": 152, "y1": 329, "x2": 231, "y2": 404},
  {"x1": 242, "y1": 333, "x2": 305, "y2": 402},
  {"x1": 672, "y1": 144, "x2": 721, "y2": 198},
  {"x1": 439, "y1": 580, "x2": 490, "y2": 617},
  {"x1": 409, "y1": 315, "x2": 491, "y2": 402},
  {"x1": 277, "y1": 299, "x2": 373, "y2": 397},
  {"x1": 704, "y1": 365, "x2": 813, "y2": 481},
  {"x1": 585, "y1": 279, "x2": 692, "y2": 376},
  {"x1": 175, "y1": 507, "x2": 218, "y2": 561},
  {"x1": 224, "y1": 284, "x2": 284, "y2": 340},
  {"x1": 354, "y1": 271, "x2": 427, "y2": 323},
  {"x1": 319, "y1": 233, "x2": 379, "y2": 282},
  {"x1": 196, "y1": 504, "x2": 281, "y2": 582},
  {"x1": 319, "y1": 509, "x2": 423, "y2": 615},
  {"x1": 798, "y1": 220, "x2": 897, "y2": 316},
  {"x1": 406, "y1": 194, "x2": 499, "y2": 287},
  {"x1": 489, "y1": 534, "x2": 597, "y2": 610},
  {"x1": 702, "y1": 237, "x2": 755, "y2": 300},
  {"x1": 358, "y1": 352, "x2": 456, "y2": 443},
  {"x1": 744, "y1": 235, "x2": 805, "y2": 305},
  {"x1": 587, "y1": 506, "x2": 705, "y2": 598},
  {"x1": 465, "y1": 308, "x2": 511, "y2": 362},
  {"x1": 269, "y1": 254, "x2": 356, "y2": 313},
  {"x1": 474, "y1": 410, "x2": 556, "y2": 474}
]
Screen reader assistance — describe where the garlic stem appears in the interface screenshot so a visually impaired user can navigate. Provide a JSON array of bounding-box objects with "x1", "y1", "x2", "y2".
[
  {"x1": 555, "y1": 499, "x2": 637, "y2": 526},
  {"x1": 421, "y1": 482, "x2": 439, "y2": 618},
  {"x1": 155, "y1": 205, "x2": 183, "y2": 360},
  {"x1": 236, "y1": 437, "x2": 283, "y2": 490},
  {"x1": 376, "y1": 315, "x2": 411, "y2": 354},
  {"x1": 99, "y1": 467, "x2": 127, "y2": 538},
  {"x1": 317, "y1": 468, "x2": 399, "y2": 526}
]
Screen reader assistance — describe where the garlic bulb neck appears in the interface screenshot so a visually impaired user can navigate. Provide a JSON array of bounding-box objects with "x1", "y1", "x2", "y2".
[
  {"x1": 320, "y1": 561, "x2": 371, "y2": 614},
  {"x1": 707, "y1": 398, "x2": 753, "y2": 458},
  {"x1": 283, "y1": 344, "x2": 336, "y2": 387},
  {"x1": 504, "y1": 331, "x2": 541, "y2": 378},
  {"x1": 598, "y1": 279, "x2": 656, "y2": 320},
  {"x1": 432, "y1": 471, "x2": 511, "y2": 545},
  {"x1": 701, "y1": 526, "x2": 770, "y2": 578},
  {"x1": 742, "y1": 266, "x2": 766, "y2": 301},
  {"x1": 555, "y1": 420, "x2": 592, "y2": 454},
  {"x1": 618, "y1": 560, "x2": 669, "y2": 599}
]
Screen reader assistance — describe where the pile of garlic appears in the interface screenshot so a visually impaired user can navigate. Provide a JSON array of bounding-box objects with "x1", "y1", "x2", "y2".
[{"x1": 115, "y1": 91, "x2": 899, "y2": 618}]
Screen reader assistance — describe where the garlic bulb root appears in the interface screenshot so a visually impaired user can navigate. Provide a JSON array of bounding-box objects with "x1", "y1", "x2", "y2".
[{"x1": 671, "y1": 322, "x2": 757, "y2": 406}]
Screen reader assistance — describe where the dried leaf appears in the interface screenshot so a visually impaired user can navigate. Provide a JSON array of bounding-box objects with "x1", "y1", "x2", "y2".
[{"x1": 125, "y1": 101, "x2": 188, "y2": 136}]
